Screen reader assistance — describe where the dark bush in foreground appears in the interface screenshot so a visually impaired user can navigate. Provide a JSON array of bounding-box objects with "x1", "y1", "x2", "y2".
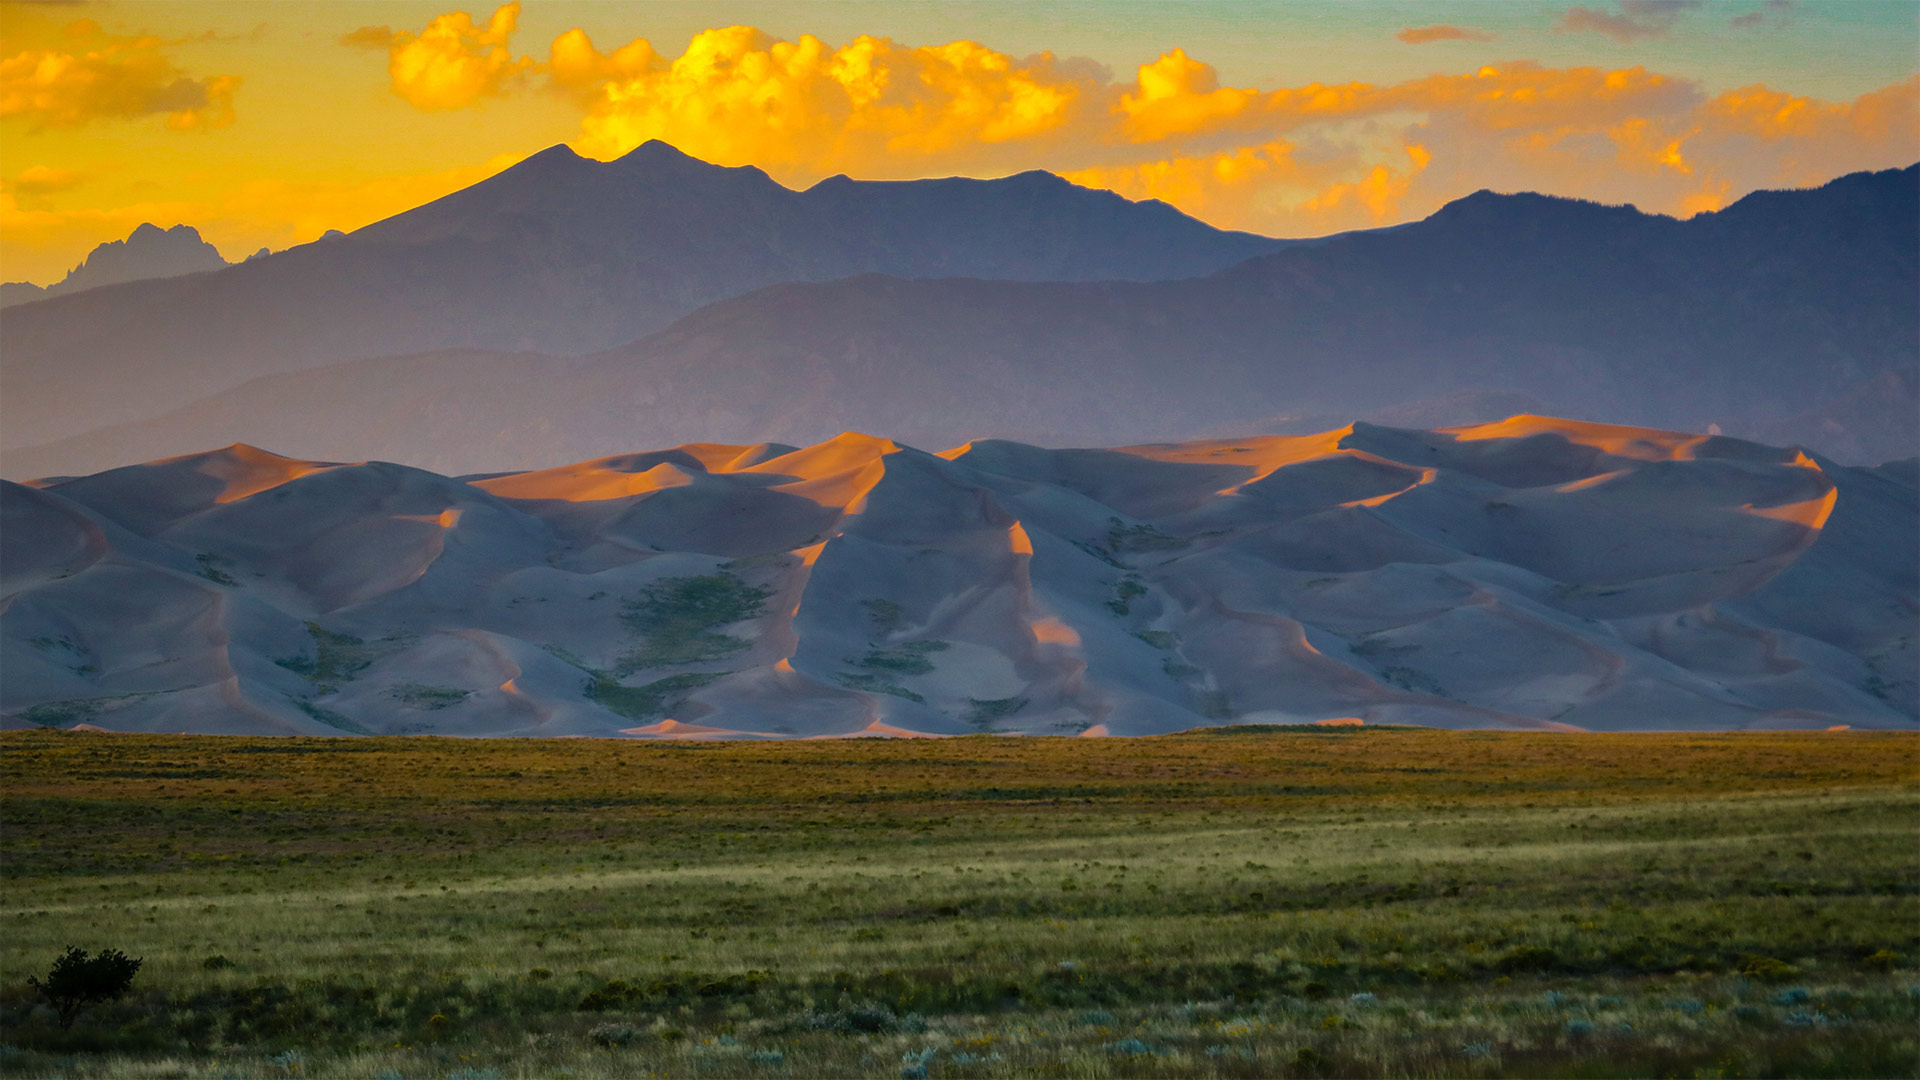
[{"x1": 27, "y1": 946, "x2": 142, "y2": 1030}]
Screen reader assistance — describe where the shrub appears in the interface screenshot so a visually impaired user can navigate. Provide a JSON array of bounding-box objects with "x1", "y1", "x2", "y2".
[
  {"x1": 1863, "y1": 949, "x2": 1902, "y2": 972},
  {"x1": 1494, "y1": 945, "x2": 1559, "y2": 973},
  {"x1": 798, "y1": 999, "x2": 907, "y2": 1034},
  {"x1": 1740, "y1": 955, "x2": 1800, "y2": 982},
  {"x1": 587, "y1": 1022, "x2": 641, "y2": 1048},
  {"x1": 27, "y1": 946, "x2": 143, "y2": 1029}
]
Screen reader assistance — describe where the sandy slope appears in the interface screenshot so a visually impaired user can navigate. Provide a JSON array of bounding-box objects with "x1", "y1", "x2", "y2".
[{"x1": 2, "y1": 417, "x2": 1912, "y2": 737}]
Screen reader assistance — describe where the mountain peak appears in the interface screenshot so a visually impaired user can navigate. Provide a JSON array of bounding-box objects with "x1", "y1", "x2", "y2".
[
  {"x1": 520, "y1": 143, "x2": 586, "y2": 166},
  {"x1": 617, "y1": 139, "x2": 701, "y2": 166},
  {"x1": 0, "y1": 222, "x2": 230, "y2": 307}
]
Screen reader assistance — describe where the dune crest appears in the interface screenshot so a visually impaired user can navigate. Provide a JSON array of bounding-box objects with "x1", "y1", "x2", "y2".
[{"x1": 2, "y1": 417, "x2": 1912, "y2": 737}]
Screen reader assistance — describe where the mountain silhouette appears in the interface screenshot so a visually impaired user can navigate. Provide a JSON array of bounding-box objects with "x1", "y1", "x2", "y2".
[
  {"x1": 0, "y1": 223, "x2": 230, "y2": 309},
  {"x1": 0, "y1": 141, "x2": 1287, "y2": 451},
  {"x1": 8, "y1": 162, "x2": 1911, "y2": 480}
]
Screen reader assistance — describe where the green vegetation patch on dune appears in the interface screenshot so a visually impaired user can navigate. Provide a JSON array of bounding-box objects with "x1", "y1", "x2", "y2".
[
  {"x1": 192, "y1": 552, "x2": 236, "y2": 586},
  {"x1": 860, "y1": 598, "x2": 904, "y2": 635},
  {"x1": 587, "y1": 672, "x2": 726, "y2": 721},
  {"x1": 854, "y1": 640, "x2": 949, "y2": 676},
  {"x1": 273, "y1": 623, "x2": 392, "y2": 692},
  {"x1": 1106, "y1": 575, "x2": 1149, "y2": 615},
  {"x1": 965, "y1": 696, "x2": 1028, "y2": 727},
  {"x1": 617, "y1": 574, "x2": 772, "y2": 673},
  {"x1": 1132, "y1": 629, "x2": 1179, "y2": 650},
  {"x1": 836, "y1": 673, "x2": 925, "y2": 703},
  {"x1": 387, "y1": 684, "x2": 471, "y2": 710}
]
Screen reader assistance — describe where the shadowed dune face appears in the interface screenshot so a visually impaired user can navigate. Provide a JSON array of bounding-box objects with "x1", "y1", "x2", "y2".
[{"x1": 2, "y1": 416, "x2": 1912, "y2": 738}]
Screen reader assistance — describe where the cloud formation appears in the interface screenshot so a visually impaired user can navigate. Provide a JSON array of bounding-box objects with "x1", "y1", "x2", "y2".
[
  {"x1": 10, "y1": 164, "x2": 84, "y2": 194},
  {"x1": 0, "y1": 18, "x2": 239, "y2": 129},
  {"x1": 1557, "y1": 1, "x2": 1704, "y2": 42},
  {"x1": 348, "y1": 2, "x2": 534, "y2": 110},
  {"x1": 1397, "y1": 25, "x2": 1497, "y2": 45},
  {"x1": 547, "y1": 26, "x2": 1105, "y2": 177},
  {"x1": 341, "y1": 10, "x2": 1918, "y2": 238}
]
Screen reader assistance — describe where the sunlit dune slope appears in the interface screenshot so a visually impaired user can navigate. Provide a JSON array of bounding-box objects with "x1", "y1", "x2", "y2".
[{"x1": 2, "y1": 417, "x2": 1913, "y2": 737}]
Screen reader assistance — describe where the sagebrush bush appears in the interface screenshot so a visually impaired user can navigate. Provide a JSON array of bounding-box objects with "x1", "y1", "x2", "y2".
[{"x1": 27, "y1": 946, "x2": 142, "y2": 1030}]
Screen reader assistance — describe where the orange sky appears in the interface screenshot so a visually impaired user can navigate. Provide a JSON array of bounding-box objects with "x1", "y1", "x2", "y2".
[{"x1": 2, "y1": 1, "x2": 1915, "y2": 283}]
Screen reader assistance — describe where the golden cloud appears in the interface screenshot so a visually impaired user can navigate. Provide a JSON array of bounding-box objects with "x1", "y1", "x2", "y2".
[
  {"x1": 10, "y1": 163, "x2": 85, "y2": 194},
  {"x1": 1119, "y1": 49, "x2": 1257, "y2": 143},
  {"x1": 370, "y1": 2, "x2": 534, "y2": 111},
  {"x1": 0, "y1": 18, "x2": 239, "y2": 129},
  {"x1": 1065, "y1": 141, "x2": 1434, "y2": 236},
  {"x1": 1397, "y1": 25, "x2": 1497, "y2": 44},
  {"x1": 549, "y1": 26, "x2": 1101, "y2": 176},
  {"x1": 325, "y1": 11, "x2": 1920, "y2": 239}
]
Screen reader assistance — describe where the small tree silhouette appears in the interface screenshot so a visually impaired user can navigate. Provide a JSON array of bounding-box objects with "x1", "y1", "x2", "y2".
[{"x1": 27, "y1": 946, "x2": 142, "y2": 1029}]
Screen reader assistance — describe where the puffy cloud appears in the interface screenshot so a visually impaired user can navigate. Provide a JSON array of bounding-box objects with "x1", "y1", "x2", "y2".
[
  {"x1": 369, "y1": 2, "x2": 534, "y2": 111},
  {"x1": 1065, "y1": 140, "x2": 1433, "y2": 236},
  {"x1": 337, "y1": 12, "x2": 1916, "y2": 239},
  {"x1": 1294, "y1": 144, "x2": 1431, "y2": 224},
  {"x1": 1119, "y1": 49, "x2": 1257, "y2": 142},
  {"x1": 1063, "y1": 140, "x2": 1307, "y2": 221},
  {"x1": 1397, "y1": 25, "x2": 1496, "y2": 44},
  {"x1": 0, "y1": 19, "x2": 239, "y2": 129},
  {"x1": 10, "y1": 164, "x2": 85, "y2": 194},
  {"x1": 552, "y1": 26, "x2": 1103, "y2": 177}
]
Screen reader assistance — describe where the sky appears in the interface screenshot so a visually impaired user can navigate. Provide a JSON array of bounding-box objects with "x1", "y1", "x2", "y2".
[{"x1": 2, "y1": 0, "x2": 1915, "y2": 284}]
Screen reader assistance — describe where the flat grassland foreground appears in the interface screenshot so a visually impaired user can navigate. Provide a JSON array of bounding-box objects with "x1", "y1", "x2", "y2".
[{"x1": 0, "y1": 728, "x2": 1915, "y2": 1078}]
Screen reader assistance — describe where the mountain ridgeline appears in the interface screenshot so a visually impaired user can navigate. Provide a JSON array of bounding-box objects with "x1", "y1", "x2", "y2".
[
  {"x1": 0, "y1": 141, "x2": 1285, "y2": 454},
  {"x1": 1, "y1": 150, "x2": 1914, "y2": 480},
  {"x1": 0, "y1": 223, "x2": 232, "y2": 309}
]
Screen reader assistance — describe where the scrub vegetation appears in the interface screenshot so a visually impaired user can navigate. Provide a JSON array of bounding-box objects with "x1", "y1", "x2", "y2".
[
  {"x1": 616, "y1": 574, "x2": 773, "y2": 673},
  {"x1": 0, "y1": 728, "x2": 1914, "y2": 1078}
]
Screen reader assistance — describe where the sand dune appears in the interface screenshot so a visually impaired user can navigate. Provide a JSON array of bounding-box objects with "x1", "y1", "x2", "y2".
[{"x1": 2, "y1": 417, "x2": 1912, "y2": 736}]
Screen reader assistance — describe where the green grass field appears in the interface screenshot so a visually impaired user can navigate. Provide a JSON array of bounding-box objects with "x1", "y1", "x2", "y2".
[{"x1": 1, "y1": 727, "x2": 1915, "y2": 1078}]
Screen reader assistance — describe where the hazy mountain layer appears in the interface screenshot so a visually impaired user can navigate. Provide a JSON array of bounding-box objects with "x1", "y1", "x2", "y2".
[
  {"x1": 8, "y1": 163, "x2": 1910, "y2": 481},
  {"x1": 0, "y1": 142, "x2": 1285, "y2": 450},
  {"x1": 0, "y1": 223, "x2": 230, "y2": 309},
  {"x1": 4, "y1": 417, "x2": 1912, "y2": 737}
]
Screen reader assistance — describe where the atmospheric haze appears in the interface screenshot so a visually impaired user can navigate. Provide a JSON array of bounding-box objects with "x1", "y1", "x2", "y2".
[{"x1": 1, "y1": 148, "x2": 1913, "y2": 481}]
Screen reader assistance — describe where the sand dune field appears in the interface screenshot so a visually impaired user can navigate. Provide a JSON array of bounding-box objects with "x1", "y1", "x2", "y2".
[{"x1": 3, "y1": 417, "x2": 1912, "y2": 736}]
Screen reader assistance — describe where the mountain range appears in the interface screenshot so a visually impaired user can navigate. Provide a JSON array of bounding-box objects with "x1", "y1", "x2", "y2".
[
  {"x1": 4, "y1": 417, "x2": 1912, "y2": 736},
  {"x1": 0, "y1": 141, "x2": 1286, "y2": 459},
  {"x1": 0, "y1": 223, "x2": 237, "y2": 309},
  {"x1": 3, "y1": 150, "x2": 1913, "y2": 480}
]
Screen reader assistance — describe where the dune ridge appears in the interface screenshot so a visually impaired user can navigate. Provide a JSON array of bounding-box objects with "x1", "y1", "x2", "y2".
[{"x1": 2, "y1": 417, "x2": 1912, "y2": 737}]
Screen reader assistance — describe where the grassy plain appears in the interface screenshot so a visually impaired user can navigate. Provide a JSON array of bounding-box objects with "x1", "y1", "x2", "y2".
[{"x1": 0, "y1": 727, "x2": 1915, "y2": 1078}]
